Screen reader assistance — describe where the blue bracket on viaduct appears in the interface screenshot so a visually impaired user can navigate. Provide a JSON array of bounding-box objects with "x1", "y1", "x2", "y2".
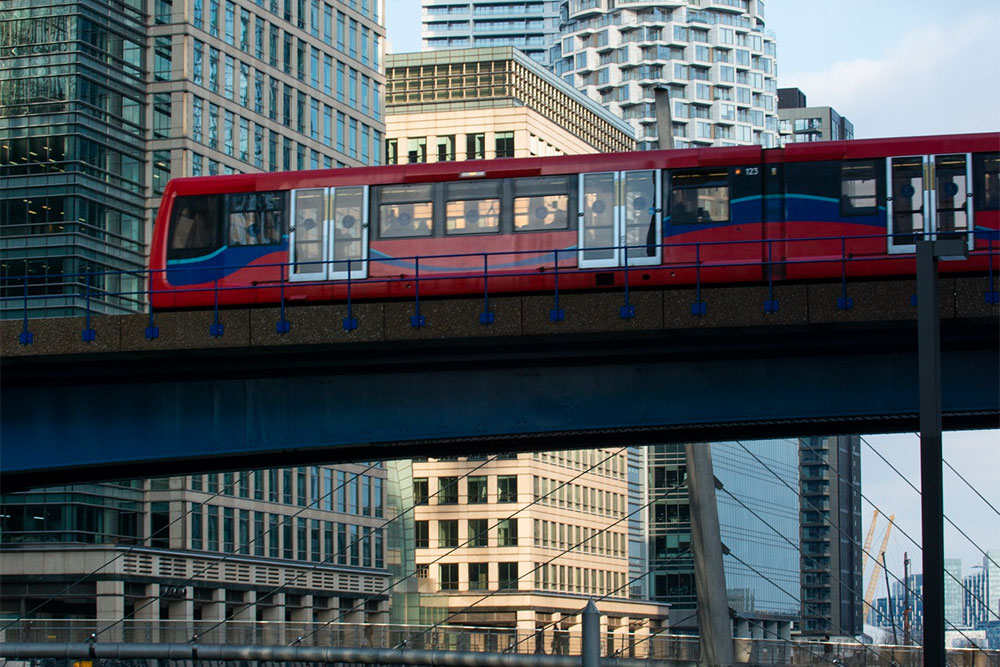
[{"x1": 1, "y1": 279, "x2": 997, "y2": 489}]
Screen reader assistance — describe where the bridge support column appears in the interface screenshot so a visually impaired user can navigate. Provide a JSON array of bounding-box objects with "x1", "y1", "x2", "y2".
[{"x1": 96, "y1": 580, "x2": 124, "y2": 642}]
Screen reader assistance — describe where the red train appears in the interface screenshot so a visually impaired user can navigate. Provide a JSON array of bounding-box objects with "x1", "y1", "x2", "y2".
[{"x1": 149, "y1": 132, "x2": 999, "y2": 309}]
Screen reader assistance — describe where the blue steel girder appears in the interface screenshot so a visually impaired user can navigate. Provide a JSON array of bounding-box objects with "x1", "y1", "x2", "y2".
[{"x1": 1, "y1": 320, "x2": 997, "y2": 488}]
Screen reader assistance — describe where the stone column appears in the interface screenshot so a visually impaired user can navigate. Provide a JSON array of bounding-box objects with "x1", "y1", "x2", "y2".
[
  {"x1": 260, "y1": 591, "x2": 284, "y2": 645},
  {"x1": 231, "y1": 590, "x2": 256, "y2": 645},
  {"x1": 515, "y1": 609, "x2": 535, "y2": 654},
  {"x1": 96, "y1": 580, "x2": 125, "y2": 642},
  {"x1": 132, "y1": 583, "x2": 160, "y2": 642},
  {"x1": 289, "y1": 594, "x2": 313, "y2": 645},
  {"x1": 167, "y1": 587, "x2": 194, "y2": 643},
  {"x1": 199, "y1": 587, "x2": 225, "y2": 643}
]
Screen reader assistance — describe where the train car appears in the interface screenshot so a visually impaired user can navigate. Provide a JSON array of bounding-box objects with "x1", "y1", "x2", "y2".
[{"x1": 148, "y1": 132, "x2": 999, "y2": 310}]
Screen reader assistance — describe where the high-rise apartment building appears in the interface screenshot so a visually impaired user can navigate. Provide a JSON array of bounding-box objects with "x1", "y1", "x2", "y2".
[
  {"x1": 402, "y1": 450, "x2": 669, "y2": 655},
  {"x1": 777, "y1": 87, "x2": 854, "y2": 145},
  {"x1": 0, "y1": 465, "x2": 392, "y2": 642},
  {"x1": 420, "y1": 0, "x2": 562, "y2": 68},
  {"x1": 799, "y1": 435, "x2": 863, "y2": 637},
  {"x1": 647, "y1": 440, "x2": 799, "y2": 636},
  {"x1": 557, "y1": 0, "x2": 778, "y2": 151},
  {"x1": 1, "y1": 0, "x2": 386, "y2": 319}
]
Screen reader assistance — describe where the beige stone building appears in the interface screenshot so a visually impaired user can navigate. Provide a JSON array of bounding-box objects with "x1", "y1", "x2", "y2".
[
  {"x1": 384, "y1": 47, "x2": 635, "y2": 165},
  {"x1": 408, "y1": 448, "x2": 669, "y2": 656}
]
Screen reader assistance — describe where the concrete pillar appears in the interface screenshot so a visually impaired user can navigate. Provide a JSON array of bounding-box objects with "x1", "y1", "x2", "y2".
[
  {"x1": 289, "y1": 594, "x2": 313, "y2": 645},
  {"x1": 96, "y1": 580, "x2": 125, "y2": 642},
  {"x1": 582, "y1": 600, "x2": 600, "y2": 667},
  {"x1": 260, "y1": 592, "x2": 284, "y2": 645},
  {"x1": 199, "y1": 587, "x2": 225, "y2": 643},
  {"x1": 132, "y1": 583, "x2": 160, "y2": 642},
  {"x1": 166, "y1": 589, "x2": 193, "y2": 643},
  {"x1": 633, "y1": 623, "x2": 650, "y2": 660},
  {"x1": 612, "y1": 617, "x2": 631, "y2": 658},
  {"x1": 515, "y1": 609, "x2": 535, "y2": 654},
  {"x1": 231, "y1": 590, "x2": 255, "y2": 645}
]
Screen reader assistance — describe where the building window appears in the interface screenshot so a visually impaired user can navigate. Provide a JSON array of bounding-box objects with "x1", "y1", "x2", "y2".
[
  {"x1": 498, "y1": 562, "x2": 518, "y2": 590},
  {"x1": 440, "y1": 563, "x2": 459, "y2": 591},
  {"x1": 438, "y1": 519, "x2": 458, "y2": 548},
  {"x1": 415, "y1": 520, "x2": 428, "y2": 548},
  {"x1": 468, "y1": 518, "x2": 488, "y2": 547},
  {"x1": 466, "y1": 133, "x2": 485, "y2": 160},
  {"x1": 498, "y1": 475, "x2": 517, "y2": 503},
  {"x1": 468, "y1": 562, "x2": 488, "y2": 590},
  {"x1": 495, "y1": 131, "x2": 514, "y2": 158},
  {"x1": 438, "y1": 476, "x2": 458, "y2": 504},
  {"x1": 407, "y1": 137, "x2": 426, "y2": 164},
  {"x1": 413, "y1": 477, "x2": 428, "y2": 504},
  {"x1": 467, "y1": 476, "x2": 487, "y2": 503},
  {"x1": 497, "y1": 518, "x2": 517, "y2": 547},
  {"x1": 385, "y1": 138, "x2": 397, "y2": 165},
  {"x1": 436, "y1": 135, "x2": 455, "y2": 162}
]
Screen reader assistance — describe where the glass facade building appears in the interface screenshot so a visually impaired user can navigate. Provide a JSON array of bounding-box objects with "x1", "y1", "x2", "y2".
[
  {"x1": 1, "y1": 0, "x2": 149, "y2": 318},
  {"x1": 648, "y1": 439, "x2": 800, "y2": 633},
  {"x1": 1, "y1": 0, "x2": 386, "y2": 319}
]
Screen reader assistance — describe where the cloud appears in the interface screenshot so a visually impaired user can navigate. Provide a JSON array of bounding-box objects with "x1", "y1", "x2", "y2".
[{"x1": 782, "y1": 16, "x2": 1000, "y2": 138}]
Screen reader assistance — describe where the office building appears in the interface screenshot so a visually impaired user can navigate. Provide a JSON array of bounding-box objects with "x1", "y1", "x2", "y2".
[
  {"x1": 384, "y1": 46, "x2": 634, "y2": 164},
  {"x1": 557, "y1": 0, "x2": 779, "y2": 151},
  {"x1": 777, "y1": 87, "x2": 854, "y2": 144},
  {"x1": 964, "y1": 550, "x2": 1000, "y2": 629},
  {"x1": 1, "y1": 0, "x2": 385, "y2": 319},
  {"x1": 0, "y1": 465, "x2": 391, "y2": 642},
  {"x1": 873, "y1": 573, "x2": 923, "y2": 642},
  {"x1": 401, "y1": 449, "x2": 669, "y2": 655},
  {"x1": 945, "y1": 558, "x2": 964, "y2": 630},
  {"x1": 420, "y1": 0, "x2": 562, "y2": 68},
  {"x1": 647, "y1": 440, "x2": 799, "y2": 637},
  {"x1": 799, "y1": 435, "x2": 863, "y2": 637}
]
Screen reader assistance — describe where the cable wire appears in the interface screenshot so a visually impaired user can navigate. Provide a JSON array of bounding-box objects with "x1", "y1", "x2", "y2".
[{"x1": 193, "y1": 454, "x2": 501, "y2": 643}]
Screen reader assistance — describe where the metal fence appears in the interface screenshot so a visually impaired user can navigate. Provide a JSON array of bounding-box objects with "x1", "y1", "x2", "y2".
[{"x1": 2, "y1": 620, "x2": 997, "y2": 665}]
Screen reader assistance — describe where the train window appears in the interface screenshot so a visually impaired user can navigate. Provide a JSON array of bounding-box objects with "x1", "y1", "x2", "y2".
[
  {"x1": 670, "y1": 170, "x2": 729, "y2": 224},
  {"x1": 973, "y1": 152, "x2": 999, "y2": 211},
  {"x1": 377, "y1": 184, "x2": 433, "y2": 238},
  {"x1": 840, "y1": 160, "x2": 879, "y2": 216},
  {"x1": 445, "y1": 181, "x2": 500, "y2": 235},
  {"x1": 228, "y1": 191, "x2": 285, "y2": 245},
  {"x1": 513, "y1": 176, "x2": 571, "y2": 231},
  {"x1": 168, "y1": 194, "x2": 223, "y2": 257}
]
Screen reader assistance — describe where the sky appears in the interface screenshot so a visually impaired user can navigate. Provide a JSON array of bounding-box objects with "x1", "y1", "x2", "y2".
[{"x1": 381, "y1": 0, "x2": 1000, "y2": 580}]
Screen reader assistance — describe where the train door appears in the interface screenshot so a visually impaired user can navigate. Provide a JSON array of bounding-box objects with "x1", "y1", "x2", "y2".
[
  {"x1": 289, "y1": 186, "x2": 369, "y2": 281},
  {"x1": 887, "y1": 154, "x2": 974, "y2": 254},
  {"x1": 578, "y1": 170, "x2": 661, "y2": 269}
]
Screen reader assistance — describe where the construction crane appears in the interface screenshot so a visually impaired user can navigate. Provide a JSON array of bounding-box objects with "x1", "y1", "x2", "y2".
[
  {"x1": 864, "y1": 513, "x2": 895, "y2": 619},
  {"x1": 861, "y1": 509, "x2": 880, "y2": 575}
]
